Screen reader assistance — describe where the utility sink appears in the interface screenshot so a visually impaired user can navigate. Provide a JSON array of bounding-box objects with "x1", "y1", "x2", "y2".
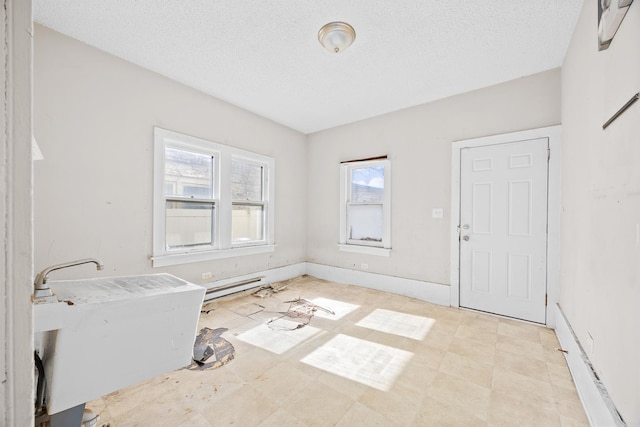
[{"x1": 34, "y1": 273, "x2": 205, "y2": 415}]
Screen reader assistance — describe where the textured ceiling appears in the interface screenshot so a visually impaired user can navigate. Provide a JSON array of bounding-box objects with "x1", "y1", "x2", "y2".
[{"x1": 33, "y1": 1, "x2": 583, "y2": 134}]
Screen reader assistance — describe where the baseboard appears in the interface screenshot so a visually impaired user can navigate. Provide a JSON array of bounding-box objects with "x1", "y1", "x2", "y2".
[
  {"x1": 203, "y1": 262, "x2": 306, "y2": 300},
  {"x1": 305, "y1": 262, "x2": 450, "y2": 306},
  {"x1": 554, "y1": 304, "x2": 625, "y2": 426}
]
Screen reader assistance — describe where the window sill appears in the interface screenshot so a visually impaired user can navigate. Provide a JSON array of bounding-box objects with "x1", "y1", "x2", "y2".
[
  {"x1": 338, "y1": 244, "x2": 391, "y2": 257},
  {"x1": 151, "y1": 245, "x2": 275, "y2": 267}
]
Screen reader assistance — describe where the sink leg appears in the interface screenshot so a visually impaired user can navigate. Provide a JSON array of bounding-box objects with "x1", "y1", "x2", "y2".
[{"x1": 50, "y1": 402, "x2": 85, "y2": 427}]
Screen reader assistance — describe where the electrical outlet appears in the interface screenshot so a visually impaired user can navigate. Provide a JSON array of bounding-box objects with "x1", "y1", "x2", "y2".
[
  {"x1": 361, "y1": 263, "x2": 369, "y2": 270},
  {"x1": 201, "y1": 272, "x2": 212, "y2": 281},
  {"x1": 432, "y1": 208, "x2": 444, "y2": 219}
]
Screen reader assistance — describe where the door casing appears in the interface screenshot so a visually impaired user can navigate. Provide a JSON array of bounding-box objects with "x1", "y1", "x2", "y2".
[{"x1": 450, "y1": 126, "x2": 562, "y2": 327}]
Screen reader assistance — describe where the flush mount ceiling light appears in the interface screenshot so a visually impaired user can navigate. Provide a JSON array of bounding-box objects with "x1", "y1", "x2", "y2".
[{"x1": 318, "y1": 21, "x2": 356, "y2": 53}]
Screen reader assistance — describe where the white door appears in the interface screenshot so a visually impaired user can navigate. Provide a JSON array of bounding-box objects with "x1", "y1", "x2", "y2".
[{"x1": 459, "y1": 138, "x2": 548, "y2": 323}]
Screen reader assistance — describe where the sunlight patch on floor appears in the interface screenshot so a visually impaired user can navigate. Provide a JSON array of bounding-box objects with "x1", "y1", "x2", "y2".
[
  {"x1": 309, "y1": 297, "x2": 360, "y2": 320},
  {"x1": 301, "y1": 334, "x2": 413, "y2": 391},
  {"x1": 355, "y1": 308, "x2": 435, "y2": 340},
  {"x1": 236, "y1": 322, "x2": 323, "y2": 354}
]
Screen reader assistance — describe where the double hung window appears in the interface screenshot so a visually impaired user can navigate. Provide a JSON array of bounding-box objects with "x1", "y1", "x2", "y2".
[
  {"x1": 231, "y1": 158, "x2": 266, "y2": 244},
  {"x1": 163, "y1": 147, "x2": 217, "y2": 250},
  {"x1": 339, "y1": 158, "x2": 391, "y2": 255},
  {"x1": 152, "y1": 128, "x2": 274, "y2": 266}
]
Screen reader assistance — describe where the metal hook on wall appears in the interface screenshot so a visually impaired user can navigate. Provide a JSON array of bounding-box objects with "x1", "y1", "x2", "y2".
[{"x1": 602, "y1": 92, "x2": 639, "y2": 130}]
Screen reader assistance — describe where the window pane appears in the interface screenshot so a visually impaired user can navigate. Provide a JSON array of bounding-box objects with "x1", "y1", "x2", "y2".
[
  {"x1": 231, "y1": 159, "x2": 263, "y2": 201},
  {"x1": 232, "y1": 205, "x2": 264, "y2": 242},
  {"x1": 351, "y1": 166, "x2": 384, "y2": 203},
  {"x1": 347, "y1": 204, "x2": 383, "y2": 242},
  {"x1": 183, "y1": 185, "x2": 211, "y2": 198},
  {"x1": 166, "y1": 201, "x2": 214, "y2": 249},
  {"x1": 165, "y1": 147, "x2": 214, "y2": 198}
]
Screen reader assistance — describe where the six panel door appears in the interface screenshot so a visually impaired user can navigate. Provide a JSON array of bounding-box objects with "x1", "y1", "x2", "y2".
[{"x1": 459, "y1": 138, "x2": 549, "y2": 323}]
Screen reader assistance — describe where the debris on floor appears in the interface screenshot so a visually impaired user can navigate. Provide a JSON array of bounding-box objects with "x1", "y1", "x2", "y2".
[
  {"x1": 267, "y1": 298, "x2": 335, "y2": 331},
  {"x1": 188, "y1": 327, "x2": 235, "y2": 371},
  {"x1": 252, "y1": 282, "x2": 288, "y2": 298},
  {"x1": 200, "y1": 302, "x2": 216, "y2": 314}
]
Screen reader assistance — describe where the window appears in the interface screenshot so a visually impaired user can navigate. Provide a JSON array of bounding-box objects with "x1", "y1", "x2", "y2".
[
  {"x1": 152, "y1": 128, "x2": 274, "y2": 266},
  {"x1": 163, "y1": 147, "x2": 216, "y2": 250},
  {"x1": 231, "y1": 158, "x2": 265, "y2": 243},
  {"x1": 339, "y1": 158, "x2": 391, "y2": 256}
]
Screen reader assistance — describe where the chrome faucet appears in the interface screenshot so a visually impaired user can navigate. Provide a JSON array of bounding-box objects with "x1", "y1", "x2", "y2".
[{"x1": 34, "y1": 258, "x2": 104, "y2": 299}]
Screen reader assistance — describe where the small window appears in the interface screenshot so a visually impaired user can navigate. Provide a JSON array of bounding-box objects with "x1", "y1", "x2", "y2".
[
  {"x1": 340, "y1": 159, "x2": 391, "y2": 255},
  {"x1": 152, "y1": 128, "x2": 275, "y2": 266}
]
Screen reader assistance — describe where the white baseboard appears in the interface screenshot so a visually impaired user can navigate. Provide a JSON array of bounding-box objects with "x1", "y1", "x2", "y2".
[
  {"x1": 554, "y1": 304, "x2": 625, "y2": 426},
  {"x1": 203, "y1": 262, "x2": 306, "y2": 300},
  {"x1": 305, "y1": 262, "x2": 450, "y2": 306},
  {"x1": 204, "y1": 262, "x2": 450, "y2": 307}
]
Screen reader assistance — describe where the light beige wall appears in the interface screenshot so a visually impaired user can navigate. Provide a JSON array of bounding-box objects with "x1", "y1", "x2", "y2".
[
  {"x1": 561, "y1": 1, "x2": 640, "y2": 423},
  {"x1": 34, "y1": 25, "x2": 307, "y2": 285},
  {"x1": 307, "y1": 69, "x2": 561, "y2": 285}
]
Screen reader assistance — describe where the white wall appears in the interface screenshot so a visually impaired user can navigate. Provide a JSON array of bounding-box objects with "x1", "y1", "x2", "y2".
[
  {"x1": 34, "y1": 25, "x2": 307, "y2": 286},
  {"x1": 306, "y1": 69, "x2": 561, "y2": 286},
  {"x1": 561, "y1": 1, "x2": 640, "y2": 424}
]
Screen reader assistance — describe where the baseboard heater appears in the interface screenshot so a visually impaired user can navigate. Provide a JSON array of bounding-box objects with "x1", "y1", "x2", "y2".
[
  {"x1": 555, "y1": 304, "x2": 626, "y2": 426},
  {"x1": 204, "y1": 276, "x2": 265, "y2": 296}
]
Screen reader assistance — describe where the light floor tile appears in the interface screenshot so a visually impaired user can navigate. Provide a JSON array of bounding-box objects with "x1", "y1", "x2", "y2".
[
  {"x1": 336, "y1": 401, "x2": 398, "y2": 427},
  {"x1": 488, "y1": 389, "x2": 561, "y2": 427},
  {"x1": 497, "y1": 321, "x2": 542, "y2": 344},
  {"x1": 454, "y1": 322, "x2": 499, "y2": 345},
  {"x1": 200, "y1": 384, "x2": 279, "y2": 426},
  {"x1": 359, "y1": 384, "x2": 423, "y2": 426},
  {"x1": 86, "y1": 277, "x2": 587, "y2": 427},
  {"x1": 439, "y1": 351, "x2": 494, "y2": 388},
  {"x1": 426, "y1": 372, "x2": 492, "y2": 421},
  {"x1": 415, "y1": 396, "x2": 487, "y2": 427},
  {"x1": 496, "y1": 334, "x2": 545, "y2": 361},
  {"x1": 548, "y1": 361, "x2": 578, "y2": 391},
  {"x1": 257, "y1": 408, "x2": 308, "y2": 427},
  {"x1": 552, "y1": 384, "x2": 591, "y2": 424},
  {"x1": 493, "y1": 349, "x2": 550, "y2": 381},
  {"x1": 448, "y1": 336, "x2": 496, "y2": 366},
  {"x1": 279, "y1": 381, "x2": 353, "y2": 427},
  {"x1": 491, "y1": 368, "x2": 554, "y2": 403},
  {"x1": 249, "y1": 362, "x2": 314, "y2": 406}
]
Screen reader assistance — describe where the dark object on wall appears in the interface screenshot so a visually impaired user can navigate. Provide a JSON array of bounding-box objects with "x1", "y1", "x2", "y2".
[
  {"x1": 602, "y1": 92, "x2": 639, "y2": 129},
  {"x1": 598, "y1": 0, "x2": 635, "y2": 50}
]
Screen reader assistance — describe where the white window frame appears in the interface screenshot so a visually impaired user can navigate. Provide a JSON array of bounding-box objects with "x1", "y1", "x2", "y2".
[
  {"x1": 152, "y1": 127, "x2": 275, "y2": 267},
  {"x1": 339, "y1": 158, "x2": 391, "y2": 256}
]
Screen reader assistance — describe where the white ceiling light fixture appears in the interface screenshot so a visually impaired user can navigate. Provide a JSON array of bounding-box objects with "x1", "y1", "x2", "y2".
[{"x1": 318, "y1": 21, "x2": 356, "y2": 53}]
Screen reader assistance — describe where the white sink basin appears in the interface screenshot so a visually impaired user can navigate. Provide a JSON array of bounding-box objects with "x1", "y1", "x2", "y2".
[{"x1": 34, "y1": 273, "x2": 205, "y2": 415}]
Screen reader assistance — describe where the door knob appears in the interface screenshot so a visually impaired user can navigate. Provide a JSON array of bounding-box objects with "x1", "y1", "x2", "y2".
[{"x1": 462, "y1": 235, "x2": 470, "y2": 241}]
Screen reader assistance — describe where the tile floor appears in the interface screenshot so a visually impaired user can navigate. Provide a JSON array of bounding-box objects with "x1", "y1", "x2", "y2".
[{"x1": 88, "y1": 276, "x2": 589, "y2": 426}]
